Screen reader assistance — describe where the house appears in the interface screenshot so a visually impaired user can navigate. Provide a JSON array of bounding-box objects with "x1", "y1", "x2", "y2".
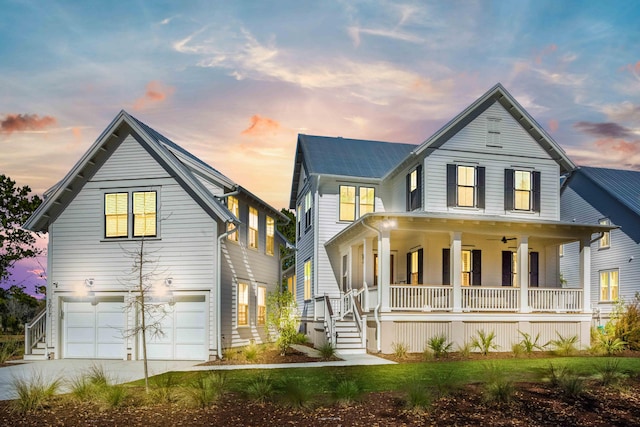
[
  {"x1": 560, "y1": 166, "x2": 640, "y2": 324},
  {"x1": 23, "y1": 111, "x2": 288, "y2": 361},
  {"x1": 289, "y1": 83, "x2": 611, "y2": 353}
]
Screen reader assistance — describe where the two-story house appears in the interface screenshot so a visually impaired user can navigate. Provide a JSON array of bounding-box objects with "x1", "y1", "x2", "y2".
[
  {"x1": 289, "y1": 84, "x2": 610, "y2": 353},
  {"x1": 560, "y1": 166, "x2": 640, "y2": 324},
  {"x1": 23, "y1": 111, "x2": 287, "y2": 361}
]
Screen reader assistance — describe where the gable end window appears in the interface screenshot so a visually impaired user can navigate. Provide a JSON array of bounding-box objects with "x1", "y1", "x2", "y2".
[
  {"x1": 505, "y1": 169, "x2": 540, "y2": 212},
  {"x1": 133, "y1": 191, "x2": 157, "y2": 237},
  {"x1": 446, "y1": 164, "x2": 485, "y2": 209},
  {"x1": 359, "y1": 187, "x2": 375, "y2": 216},
  {"x1": 249, "y1": 207, "x2": 259, "y2": 249},
  {"x1": 599, "y1": 219, "x2": 611, "y2": 249},
  {"x1": 304, "y1": 192, "x2": 312, "y2": 229},
  {"x1": 406, "y1": 165, "x2": 423, "y2": 211},
  {"x1": 105, "y1": 192, "x2": 128, "y2": 238}
]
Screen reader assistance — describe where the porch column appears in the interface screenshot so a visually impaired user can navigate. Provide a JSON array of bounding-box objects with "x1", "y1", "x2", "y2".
[
  {"x1": 451, "y1": 232, "x2": 462, "y2": 312},
  {"x1": 580, "y1": 237, "x2": 592, "y2": 313},
  {"x1": 362, "y1": 237, "x2": 373, "y2": 311},
  {"x1": 379, "y1": 229, "x2": 391, "y2": 312},
  {"x1": 348, "y1": 244, "x2": 356, "y2": 292},
  {"x1": 518, "y1": 236, "x2": 530, "y2": 313}
]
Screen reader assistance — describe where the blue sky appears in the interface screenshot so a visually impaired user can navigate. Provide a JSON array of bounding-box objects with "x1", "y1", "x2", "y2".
[{"x1": 2, "y1": 0, "x2": 640, "y2": 293}]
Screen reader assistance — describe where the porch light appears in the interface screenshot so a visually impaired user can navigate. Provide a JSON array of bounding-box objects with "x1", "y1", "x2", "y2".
[
  {"x1": 380, "y1": 219, "x2": 397, "y2": 230},
  {"x1": 84, "y1": 278, "x2": 95, "y2": 287},
  {"x1": 164, "y1": 277, "x2": 173, "y2": 286}
]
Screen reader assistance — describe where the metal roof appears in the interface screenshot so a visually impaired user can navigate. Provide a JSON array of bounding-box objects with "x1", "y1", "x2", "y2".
[{"x1": 578, "y1": 166, "x2": 640, "y2": 217}]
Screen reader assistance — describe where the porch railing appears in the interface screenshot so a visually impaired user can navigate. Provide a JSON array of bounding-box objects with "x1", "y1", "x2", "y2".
[
  {"x1": 314, "y1": 294, "x2": 336, "y2": 346},
  {"x1": 24, "y1": 308, "x2": 46, "y2": 355},
  {"x1": 462, "y1": 287, "x2": 520, "y2": 311},
  {"x1": 390, "y1": 285, "x2": 452, "y2": 311},
  {"x1": 529, "y1": 288, "x2": 583, "y2": 312}
]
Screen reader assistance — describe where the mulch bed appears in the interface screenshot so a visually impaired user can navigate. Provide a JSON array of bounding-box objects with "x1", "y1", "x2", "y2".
[{"x1": 198, "y1": 347, "x2": 339, "y2": 366}]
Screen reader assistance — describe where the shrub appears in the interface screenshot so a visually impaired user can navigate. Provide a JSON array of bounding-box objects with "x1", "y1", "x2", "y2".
[
  {"x1": 457, "y1": 341, "x2": 472, "y2": 358},
  {"x1": 427, "y1": 369, "x2": 461, "y2": 398},
  {"x1": 391, "y1": 342, "x2": 409, "y2": 359},
  {"x1": 318, "y1": 342, "x2": 336, "y2": 360},
  {"x1": 484, "y1": 378, "x2": 515, "y2": 404},
  {"x1": 333, "y1": 379, "x2": 361, "y2": 407},
  {"x1": 292, "y1": 332, "x2": 308, "y2": 344},
  {"x1": 549, "y1": 332, "x2": 579, "y2": 356},
  {"x1": 11, "y1": 373, "x2": 61, "y2": 413},
  {"x1": 151, "y1": 372, "x2": 180, "y2": 403},
  {"x1": 266, "y1": 289, "x2": 299, "y2": 356},
  {"x1": 612, "y1": 293, "x2": 640, "y2": 350},
  {"x1": 103, "y1": 384, "x2": 129, "y2": 408},
  {"x1": 245, "y1": 375, "x2": 274, "y2": 403},
  {"x1": 404, "y1": 383, "x2": 431, "y2": 412},
  {"x1": 277, "y1": 377, "x2": 314, "y2": 409},
  {"x1": 511, "y1": 343, "x2": 524, "y2": 358},
  {"x1": 185, "y1": 372, "x2": 226, "y2": 408},
  {"x1": 596, "y1": 359, "x2": 627, "y2": 386},
  {"x1": 545, "y1": 363, "x2": 584, "y2": 399},
  {"x1": 426, "y1": 334, "x2": 453, "y2": 359},
  {"x1": 0, "y1": 340, "x2": 19, "y2": 364},
  {"x1": 471, "y1": 330, "x2": 498, "y2": 355},
  {"x1": 243, "y1": 341, "x2": 260, "y2": 362},
  {"x1": 518, "y1": 331, "x2": 545, "y2": 355}
]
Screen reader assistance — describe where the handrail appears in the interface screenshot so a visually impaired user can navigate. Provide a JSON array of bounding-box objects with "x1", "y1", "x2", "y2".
[
  {"x1": 346, "y1": 290, "x2": 365, "y2": 348},
  {"x1": 323, "y1": 294, "x2": 336, "y2": 346},
  {"x1": 24, "y1": 308, "x2": 47, "y2": 355}
]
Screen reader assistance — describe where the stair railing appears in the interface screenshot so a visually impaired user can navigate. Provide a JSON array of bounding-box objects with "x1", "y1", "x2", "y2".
[
  {"x1": 24, "y1": 308, "x2": 46, "y2": 355},
  {"x1": 322, "y1": 294, "x2": 336, "y2": 347}
]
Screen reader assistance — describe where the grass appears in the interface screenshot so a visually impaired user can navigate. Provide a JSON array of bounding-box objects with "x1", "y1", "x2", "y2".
[
  {"x1": 245, "y1": 374, "x2": 274, "y2": 403},
  {"x1": 11, "y1": 372, "x2": 61, "y2": 413},
  {"x1": 318, "y1": 342, "x2": 336, "y2": 360},
  {"x1": 0, "y1": 340, "x2": 20, "y2": 364}
]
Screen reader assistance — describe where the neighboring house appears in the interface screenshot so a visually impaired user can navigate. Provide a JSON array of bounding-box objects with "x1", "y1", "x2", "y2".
[
  {"x1": 23, "y1": 111, "x2": 288, "y2": 361},
  {"x1": 560, "y1": 166, "x2": 640, "y2": 324},
  {"x1": 289, "y1": 83, "x2": 610, "y2": 353}
]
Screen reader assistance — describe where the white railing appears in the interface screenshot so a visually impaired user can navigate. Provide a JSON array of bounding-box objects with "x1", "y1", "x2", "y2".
[
  {"x1": 390, "y1": 285, "x2": 452, "y2": 311},
  {"x1": 462, "y1": 287, "x2": 520, "y2": 311},
  {"x1": 24, "y1": 308, "x2": 47, "y2": 355},
  {"x1": 529, "y1": 288, "x2": 583, "y2": 312},
  {"x1": 314, "y1": 295, "x2": 337, "y2": 346},
  {"x1": 368, "y1": 287, "x2": 378, "y2": 309}
]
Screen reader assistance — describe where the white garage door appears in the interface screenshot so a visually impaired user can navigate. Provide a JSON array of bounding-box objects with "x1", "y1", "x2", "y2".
[
  {"x1": 64, "y1": 300, "x2": 125, "y2": 359},
  {"x1": 143, "y1": 297, "x2": 207, "y2": 361}
]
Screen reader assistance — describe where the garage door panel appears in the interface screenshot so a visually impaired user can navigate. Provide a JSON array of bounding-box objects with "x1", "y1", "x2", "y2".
[
  {"x1": 97, "y1": 327, "x2": 123, "y2": 343},
  {"x1": 175, "y1": 345, "x2": 204, "y2": 360},
  {"x1": 66, "y1": 343, "x2": 95, "y2": 358},
  {"x1": 67, "y1": 312, "x2": 95, "y2": 326},
  {"x1": 176, "y1": 328, "x2": 205, "y2": 344},
  {"x1": 176, "y1": 311, "x2": 205, "y2": 328},
  {"x1": 97, "y1": 344, "x2": 123, "y2": 359},
  {"x1": 67, "y1": 326, "x2": 96, "y2": 342},
  {"x1": 64, "y1": 301, "x2": 125, "y2": 359}
]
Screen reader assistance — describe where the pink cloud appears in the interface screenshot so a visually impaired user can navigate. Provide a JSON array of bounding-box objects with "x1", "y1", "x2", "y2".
[
  {"x1": 133, "y1": 80, "x2": 175, "y2": 111},
  {"x1": 0, "y1": 114, "x2": 57, "y2": 135},
  {"x1": 241, "y1": 114, "x2": 281, "y2": 137},
  {"x1": 595, "y1": 137, "x2": 640, "y2": 155},
  {"x1": 548, "y1": 119, "x2": 559, "y2": 133},
  {"x1": 535, "y1": 44, "x2": 558, "y2": 64}
]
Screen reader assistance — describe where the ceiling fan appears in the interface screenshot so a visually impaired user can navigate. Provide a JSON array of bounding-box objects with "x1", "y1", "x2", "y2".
[{"x1": 501, "y1": 236, "x2": 517, "y2": 244}]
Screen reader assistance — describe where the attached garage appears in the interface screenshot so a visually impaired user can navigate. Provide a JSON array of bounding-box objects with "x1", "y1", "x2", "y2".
[
  {"x1": 142, "y1": 296, "x2": 208, "y2": 361},
  {"x1": 63, "y1": 299, "x2": 125, "y2": 359}
]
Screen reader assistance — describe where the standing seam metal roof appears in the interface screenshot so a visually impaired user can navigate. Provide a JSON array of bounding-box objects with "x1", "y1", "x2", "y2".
[{"x1": 579, "y1": 166, "x2": 640, "y2": 217}]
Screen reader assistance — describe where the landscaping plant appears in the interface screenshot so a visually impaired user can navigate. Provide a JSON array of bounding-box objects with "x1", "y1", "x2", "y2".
[
  {"x1": 471, "y1": 330, "x2": 499, "y2": 355},
  {"x1": 426, "y1": 334, "x2": 453, "y2": 359}
]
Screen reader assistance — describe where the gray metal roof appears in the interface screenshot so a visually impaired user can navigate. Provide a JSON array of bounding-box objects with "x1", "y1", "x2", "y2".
[
  {"x1": 298, "y1": 134, "x2": 416, "y2": 178},
  {"x1": 579, "y1": 166, "x2": 640, "y2": 217}
]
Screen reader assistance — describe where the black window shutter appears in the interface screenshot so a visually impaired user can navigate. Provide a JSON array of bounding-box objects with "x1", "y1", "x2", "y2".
[
  {"x1": 417, "y1": 248, "x2": 424, "y2": 285},
  {"x1": 502, "y1": 251, "x2": 513, "y2": 286},
  {"x1": 532, "y1": 171, "x2": 541, "y2": 212},
  {"x1": 415, "y1": 165, "x2": 423, "y2": 210},
  {"x1": 406, "y1": 173, "x2": 411, "y2": 211},
  {"x1": 446, "y1": 164, "x2": 457, "y2": 207},
  {"x1": 504, "y1": 169, "x2": 514, "y2": 211},
  {"x1": 472, "y1": 249, "x2": 482, "y2": 286},
  {"x1": 530, "y1": 252, "x2": 539, "y2": 287},
  {"x1": 477, "y1": 167, "x2": 485, "y2": 209},
  {"x1": 442, "y1": 248, "x2": 450, "y2": 285},
  {"x1": 406, "y1": 252, "x2": 412, "y2": 284}
]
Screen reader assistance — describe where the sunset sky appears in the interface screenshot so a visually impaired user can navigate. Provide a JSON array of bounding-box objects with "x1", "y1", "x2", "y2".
[{"x1": 2, "y1": 0, "x2": 640, "y2": 294}]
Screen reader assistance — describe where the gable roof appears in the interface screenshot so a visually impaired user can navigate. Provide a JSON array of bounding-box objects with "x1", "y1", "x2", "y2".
[
  {"x1": 289, "y1": 134, "x2": 416, "y2": 208},
  {"x1": 385, "y1": 83, "x2": 576, "y2": 179},
  {"x1": 569, "y1": 166, "x2": 640, "y2": 217},
  {"x1": 25, "y1": 111, "x2": 286, "y2": 232}
]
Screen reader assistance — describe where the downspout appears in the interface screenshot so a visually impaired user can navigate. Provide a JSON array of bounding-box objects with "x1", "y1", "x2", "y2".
[
  {"x1": 216, "y1": 189, "x2": 240, "y2": 360},
  {"x1": 590, "y1": 232, "x2": 606, "y2": 245},
  {"x1": 362, "y1": 218, "x2": 382, "y2": 353}
]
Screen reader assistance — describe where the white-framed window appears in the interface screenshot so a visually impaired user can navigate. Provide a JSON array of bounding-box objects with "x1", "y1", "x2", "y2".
[
  {"x1": 227, "y1": 196, "x2": 239, "y2": 241},
  {"x1": 514, "y1": 171, "x2": 532, "y2": 211},
  {"x1": 257, "y1": 286, "x2": 266, "y2": 326},
  {"x1": 339, "y1": 185, "x2": 356, "y2": 221},
  {"x1": 505, "y1": 169, "x2": 540, "y2": 212},
  {"x1": 599, "y1": 219, "x2": 611, "y2": 248},
  {"x1": 599, "y1": 269, "x2": 619, "y2": 301},
  {"x1": 237, "y1": 282, "x2": 249, "y2": 326},
  {"x1": 305, "y1": 192, "x2": 312, "y2": 228},
  {"x1": 287, "y1": 275, "x2": 296, "y2": 299},
  {"x1": 342, "y1": 255, "x2": 349, "y2": 292},
  {"x1": 296, "y1": 204, "x2": 302, "y2": 239},
  {"x1": 486, "y1": 117, "x2": 502, "y2": 147},
  {"x1": 304, "y1": 259, "x2": 312, "y2": 300},
  {"x1": 249, "y1": 207, "x2": 258, "y2": 249},
  {"x1": 407, "y1": 166, "x2": 422, "y2": 211},
  {"x1": 457, "y1": 166, "x2": 476, "y2": 207},
  {"x1": 266, "y1": 216, "x2": 274, "y2": 256},
  {"x1": 462, "y1": 250, "x2": 472, "y2": 286},
  {"x1": 559, "y1": 244, "x2": 564, "y2": 257},
  {"x1": 105, "y1": 192, "x2": 128, "y2": 238},
  {"x1": 359, "y1": 187, "x2": 375, "y2": 216},
  {"x1": 133, "y1": 191, "x2": 157, "y2": 237}
]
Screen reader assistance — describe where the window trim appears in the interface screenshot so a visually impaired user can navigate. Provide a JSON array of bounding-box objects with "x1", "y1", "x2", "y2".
[
  {"x1": 303, "y1": 259, "x2": 312, "y2": 301},
  {"x1": 266, "y1": 216, "x2": 274, "y2": 256},
  {"x1": 304, "y1": 192, "x2": 312, "y2": 229},
  {"x1": 599, "y1": 268, "x2": 619, "y2": 302},
  {"x1": 359, "y1": 186, "x2": 375, "y2": 217},
  {"x1": 257, "y1": 286, "x2": 267, "y2": 326},
  {"x1": 505, "y1": 169, "x2": 540, "y2": 213},
  {"x1": 104, "y1": 192, "x2": 129, "y2": 238},
  {"x1": 447, "y1": 164, "x2": 485, "y2": 209},
  {"x1": 227, "y1": 196, "x2": 239, "y2": 242},
  {"x1": 132, "y1": 191, "x2": 157, "y2": 238},
  {"x1": 486, "y1": 116, "x2": 502, "y2": 147},
  {"x1": 406, "y1": 165, "x2": 423, "y2": 211},
  {"x1": 237, "y1": 282, "x2": 249, "y2": 327},
  {"x1": 339, "y1": 185, "x2": 356, "y2": 222},
  {"x1": 599, "y1": 219, "x2": 611, "y2": 249},
  {"x1": 103, "y1": 188, "x2": 160, "y2": 240},
  {"x1": 248, "y1": 206, "x2": 259, "y2": 249}
]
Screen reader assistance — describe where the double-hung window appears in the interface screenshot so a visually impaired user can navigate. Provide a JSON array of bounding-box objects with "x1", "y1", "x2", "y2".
[
  {"x1": 447, "y1": 164, "x2": 485, "y2": 209},
  {"x1": 505, "y1": 169, "x2": 540, "y2": 212},
  {"x1": 406, "y1": 166, "x2": 422, "y2": 211},
  {"x1": 257, "y1": 286, "x2": 266, "y2": 325},
  {"x1": 296, "y1": 204, "x2": 302, "y2": 239},
  {"x1": 249, "y1": 207, "x2": 259, "y2": 249},
  {"x1": 227, "y1": 196, "x2": 239, "y2": 241},
  {"x1": 339, "y1": 185, "x2": 376, "y2": 222},
  {"x1": 599, "y1": 219, "x2": 611, "y2": 248},
  {"x1": 305, "y1": 192, "x2": 312, "y2": 228},
  {"x1": 359, "y1": 187, "x2": 375, "y2": 216},
  {"x1": 105, "y1": 192, "x2": 128, "y2": 238},
  {"x1": 105, "y1": 190, "x2": 157, "y2": 238},
  {"x1": 266, "y1": 216, "x2": 274, "y2": 255},
  {"x1": 303, "y1": 259, "x2": 312, "y2": 300},
  {"x1": 237, "y1": 282, "x2": 249, "y2": 326},
  {"x1": 599, "y1": 269, "x2": 618, "y2": 301}
]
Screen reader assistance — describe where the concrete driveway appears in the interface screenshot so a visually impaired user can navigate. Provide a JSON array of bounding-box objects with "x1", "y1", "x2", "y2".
[{"x1": 0, "y1": 359, "x2": 198, "y2": 401}]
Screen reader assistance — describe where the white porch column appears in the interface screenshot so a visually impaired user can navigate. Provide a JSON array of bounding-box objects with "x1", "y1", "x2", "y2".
[
  {"x1": 580, "y1": 237, "x2": 592, "y2": 313},
  {"x1": 517, "y1": 236, "x2": 530, "y2": 313},
  {"x1": 347, "y1": 244, "x2": 356, "y2": 293},
  {"x1": 362, "y1": 238, "x2": 373, "y2": 311},
  {"x1": 379, "y1": 229, "x2": 391, "y2": 312},
  {"x1": 451, "y1": 232, "x2": 462, "y2": 313}
]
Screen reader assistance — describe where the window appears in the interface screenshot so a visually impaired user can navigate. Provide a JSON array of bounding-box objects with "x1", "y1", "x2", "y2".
[
  {"x1": 133, "y1": 191, "x2": 157, "y2": 237},
  {"x1": 502, "y1": 251, "x2": 538, "y2": 286},
  {"x1": 461, "y1": 250, "x2": 472, "y2": 286},
  {"x1": 600, "y1": 269, "x2": 619, "y2": 301},
  {"x1": 305, "y1": 192, "x2": 312, "y2": 228},
  {"x1": 249, "y1": 207, "x2": 258, "y2": 249},
  {"x1": 559, "y1": 244, "x2": 564, "y2": 257},
  {"x1": 238, "y1": 282, "x2": 249, "y2": 326},
  {"x1": 287, "y1": 275, "x2": 296, "y2": 299},
  {"x1": 505, "y1": 169, "x2": 540, "y2": 212},
  {"x1": 303, "y1": 259, "x2": 312, "y2": 300},
  {"x1": 257, "y1": 286, "x2": 266, "y2": 325},
  {"x1": 406, "y1": 165, "x2": 422, "y2": 211},
  {"x1": 339, "y1": 186, "x2": 356, "y2": 221},
  {"x1": 266, "y1": 216, "x2": 274, "y2": 256},
  {"x1": 296, "y1": 204, "x2": 302, "y2": 239},
  {"x1": 105, "y1": 192, "x2": 128, "y2": 238},
  {"x1": 406, "y1": 249, "x2": 423, "y2": 284},
  {"x1": 227, "y1": 196, "x2": 239, "y2": 241},
  {"x1": 599, "y1": 219, "x2": 611, "y2": 248},
  {"x1": 486, "y1": 117, "x2": 502, "y2": 147},
  {"x1": 447, "y1": 164, "x2": 485, "y2": 208},
  {"x1": 373, "y1": 253, "x2": 394, "y2": 286},
  {"x1": 359, "y1": 187, "x2": 375, "y2": 216}
]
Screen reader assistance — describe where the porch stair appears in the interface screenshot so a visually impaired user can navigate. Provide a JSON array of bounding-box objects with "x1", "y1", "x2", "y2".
[
  {"x1": 23, "y1": 339, "x2": 47, "y2": 361},
  {"x1": 333, "y1": 316, "x2": 366, "y2": 354}
]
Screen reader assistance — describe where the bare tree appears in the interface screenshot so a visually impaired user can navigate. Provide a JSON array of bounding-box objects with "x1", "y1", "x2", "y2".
[{"x1": 119, "y1": 239, "x2": 169, "y2": 393}]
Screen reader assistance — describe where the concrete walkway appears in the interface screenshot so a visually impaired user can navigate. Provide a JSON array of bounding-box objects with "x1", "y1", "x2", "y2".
[{"x1": 0, "y1": 349, "x2": 394, "y2": 401}]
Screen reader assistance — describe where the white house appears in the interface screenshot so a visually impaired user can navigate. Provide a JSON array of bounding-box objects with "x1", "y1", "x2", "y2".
[
  {"x1": 24, "y1": 111, "x2": 287, "y2": 361},
  {"x1": 289, "y1": 84, "x2": 611, "y2": 353},
  {"x1": 560, "y1": 166, "x2": 640, "y2": 324}
]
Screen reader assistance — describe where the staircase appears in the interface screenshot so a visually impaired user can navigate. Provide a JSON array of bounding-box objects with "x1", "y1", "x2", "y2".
[
  {"x1": 317, "y1": 290, "x2": 367, "y2": 354},
  {"x1": 333, "y1": 315, "x2": 366, "y2": 352},
  {"x1": 24, "y1": 309, "x2": 48, "y2": 360}
]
